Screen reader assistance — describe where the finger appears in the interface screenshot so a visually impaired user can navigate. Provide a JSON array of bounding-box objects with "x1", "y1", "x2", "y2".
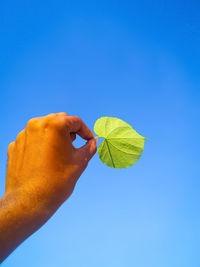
[
  {"x1": 76, "y1": 137, "x2": 97, "y2": 163},
  {"x1": 67, "y1": 116, "x2": 94, "y2": 140}
]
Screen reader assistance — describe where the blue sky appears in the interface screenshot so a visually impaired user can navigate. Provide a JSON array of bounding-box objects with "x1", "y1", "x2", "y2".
[{"x1": 0, "y1": 1, "x2": 200, "y2": 266}]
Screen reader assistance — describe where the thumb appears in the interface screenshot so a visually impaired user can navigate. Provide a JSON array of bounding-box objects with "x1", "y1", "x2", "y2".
[{"x1": 76, "y1": 137, "x2": 98, "y2": 163}]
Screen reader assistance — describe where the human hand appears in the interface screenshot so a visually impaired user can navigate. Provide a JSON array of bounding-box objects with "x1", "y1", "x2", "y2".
[{"x1": 5, "y1": 112, "x2": 97, "y2": 214}]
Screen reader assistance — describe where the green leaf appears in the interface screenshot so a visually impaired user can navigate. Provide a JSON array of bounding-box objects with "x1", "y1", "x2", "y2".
[{"x1": 94, "y1": 116, "x2": 147, "y2": 169}]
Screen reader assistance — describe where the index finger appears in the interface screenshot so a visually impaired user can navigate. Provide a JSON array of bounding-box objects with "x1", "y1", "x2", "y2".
[{"x1": 67, "y1": 116, "x2": 94, "y2": 140}]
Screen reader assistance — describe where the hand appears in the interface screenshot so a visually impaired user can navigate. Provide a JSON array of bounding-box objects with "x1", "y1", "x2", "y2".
[
  {"x1": 0, "y1": 113, "x2": 97, "y2": 262},
  {"x1": 6, "y1": 112, "x2": 97, "y2": 212}
]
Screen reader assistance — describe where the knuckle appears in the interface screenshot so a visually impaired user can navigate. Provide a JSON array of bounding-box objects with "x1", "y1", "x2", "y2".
[
  {"x1": 57, "y1": 112, "x2": 68, "y2": 116},
  {"x1": 43, "y1": 114, "x2": 56, "y2": 125},
  {"x1": 41, "y1": 113, "x2": 56, "y2": 127},
  {"x1": 16, "y1": 130, "x2": 25, "y2": 144},
  {"x1": 74, "y1": 116, "x2": 81, "y2": 122},
  {"x1": 17, "y1": 129, "x2": 25, "y2": 140},
  {"x1": 26, "y1": 118, "x2": 39, "y2": 130},
  {"x1": 7, "y1": 141, "x2": 15, "y2": 155},
  {"x1": 46, "y1": 113, "x2": 57, "y2": 119},
  {"x1": 68, "y1": 116, "x2": 82, "y2": 127},
  {"x1": 44, "y1": 116, "x2": 67, "y2": 131}
]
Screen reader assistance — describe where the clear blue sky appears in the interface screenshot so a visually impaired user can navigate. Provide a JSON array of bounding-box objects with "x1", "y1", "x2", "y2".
[{"x1": 0, "y1": 1, "x2": 200, "y2": 266}]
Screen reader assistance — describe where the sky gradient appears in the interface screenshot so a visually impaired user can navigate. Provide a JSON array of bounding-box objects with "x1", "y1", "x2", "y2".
[{"x1": 0, "y1": 1, "x2": 200, "y2": 266}]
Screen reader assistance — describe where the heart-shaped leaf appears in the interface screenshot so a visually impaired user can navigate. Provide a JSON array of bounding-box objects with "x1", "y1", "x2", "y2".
[{"x1": 94, "y1": 116, "x2": 146, "y2": 169}]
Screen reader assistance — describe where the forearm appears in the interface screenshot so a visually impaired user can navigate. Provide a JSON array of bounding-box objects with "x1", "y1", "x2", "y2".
[{"x1": 0, "y1": 190, "x2": 52, "y2": 263}]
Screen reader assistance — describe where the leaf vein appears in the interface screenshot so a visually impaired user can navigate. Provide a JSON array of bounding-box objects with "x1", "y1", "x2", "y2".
[
  {"x1": 105, "y1": 139, "x2": 115, "y2": 168},
  {"x1": 107, "y1": 139, "x2": 143, "y2": 156},
  {"x1": 105, "y1": 126, "x2": 131, "y2": 138}
]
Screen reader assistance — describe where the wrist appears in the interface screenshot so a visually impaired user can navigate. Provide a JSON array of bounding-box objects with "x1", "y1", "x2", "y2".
[
  {"x1": 3, "y1": 188, "x2": 53, "y2": 230},
  {"x1": 0, "y1": 190, "x2": 52, "y2": 263}
]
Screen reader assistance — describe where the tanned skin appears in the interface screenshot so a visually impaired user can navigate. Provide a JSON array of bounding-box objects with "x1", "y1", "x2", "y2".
[{"x1": 0, "y1": 112, "x2": 97, "y2": 263}]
